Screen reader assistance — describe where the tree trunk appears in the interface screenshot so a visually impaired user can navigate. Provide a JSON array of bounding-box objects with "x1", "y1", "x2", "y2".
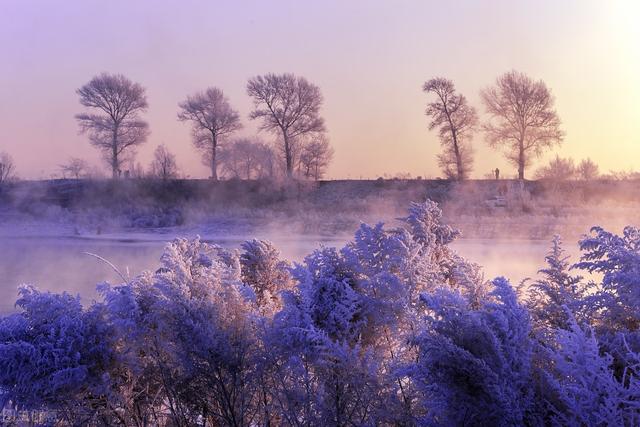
[
  {"x1": 444, "y1": 106, "x2": 464, "y2": 181},
  {"x1": 283, "y1": 131, "x2": 293, "y2": 177},
  {"x1": 112, "y1": 124, "x2": 119, "y2": 179},
  {"x1": 453, "y1": 142, "x2": 464, "y2": 181},
  {"x1": 518, "y1": 142, "x2": 525, "y2": 180},
  {"x1": 210, "y1": 132, "x2": 218, "y2": 181}
]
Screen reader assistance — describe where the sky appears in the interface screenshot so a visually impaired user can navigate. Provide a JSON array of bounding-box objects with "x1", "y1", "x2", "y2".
[{"x1": 0, "y1": 0, "x2": 638, "y2": 179}]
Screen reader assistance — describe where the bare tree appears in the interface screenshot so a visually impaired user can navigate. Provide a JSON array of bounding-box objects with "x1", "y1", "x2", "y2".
[
  {"x1": 247, "y1": 73, "x2": 325, "y2": 177},
  {"x1": 423, "y1": 78, "x2": 477, "y2": 181},
  {"x1": 177, "y1": 88, "x2": 242, "y2": 180},
  {"x1": 576, "y1": 158, "x2": 599, "y2": 181},
  {"x1": 535, "y1": 155, "x2": 576, "y2": 181},
  {"x1": 0, "y1": 152, "x2": 15, "y2": 186},
  {"x1": 298, "y1": 134, "x2": 334, "y2": 180},
  {"x1": 220, "y1": 138, "x2": 276, "y2": 180},
  {"x1": 76, "y1": 73, "x2": 149, "y2": 178},
  {"x1": 59, "y1": 157, "x2": 89, "y2": 179},
  {"x1": 481, "y1": 70, "x2": 564, "y2": 180},
  {"x1": 150, "y1": 144, "x2": 179, "y2": 181}
]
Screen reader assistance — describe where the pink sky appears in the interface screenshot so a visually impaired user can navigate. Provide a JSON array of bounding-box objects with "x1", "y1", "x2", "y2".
[{"x1": 1, "y1": 0, "x2": 638, "y2": 179}]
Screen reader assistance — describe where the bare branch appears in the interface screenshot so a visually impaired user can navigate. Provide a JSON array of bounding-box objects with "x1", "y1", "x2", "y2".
[{"x1": 83, "y1": 252, "x2": 128, "y2": 283}]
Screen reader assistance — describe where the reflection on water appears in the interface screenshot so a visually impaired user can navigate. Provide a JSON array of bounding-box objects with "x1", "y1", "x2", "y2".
[{"x1": 0, "y1": 234, "x2": 566, "y2": 313}]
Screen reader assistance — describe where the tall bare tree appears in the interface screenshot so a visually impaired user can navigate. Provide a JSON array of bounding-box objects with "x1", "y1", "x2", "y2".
[
  {"x1": 481, "y1": 70, "x2": 564, "y2": 180},
  {"x1": 177, "y1": 88, "x2": 242, "y2": 180},
  {"x1": 76, "y1": 73, "x2": 149, "y2": 178},
  {"x1": 0, "y1": 152, "x2": 15, "y2": 186},
  {"x1": 247, "y1": 73, "x2": 325, "y2": 177},
  {"x1": 298, "y1": 134, "x2": 334, "y2": 180},
  {"x1": 423, "y1": 78, "x2": 477, "y2": 181},
  {"x1": 59, "y1": 157, "x2": 89, "y2": 179},
  {"x1": 150, "y1": 144, "x2": 179, "y2": 181}
]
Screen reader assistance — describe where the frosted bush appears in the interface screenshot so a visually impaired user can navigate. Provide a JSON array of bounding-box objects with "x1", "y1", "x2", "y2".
[
  {"x1": 240, "y1": 238, "x2": 292, "y2": 309},
  {"x1": 545, "y1": 316, "x2": 640, "y2": 425},
  {"x1": 410, "y1": 278, "x2": 540, "y2": 426},
  {"x1": 0, "y1": 286, "x2": 113, "y2": 422},
  {"x1": 526, "y1": 235, "x2": 586, "y2": 338},
  {"x1": 1, "y1": 200, "x2": 639, "y2": 424}
]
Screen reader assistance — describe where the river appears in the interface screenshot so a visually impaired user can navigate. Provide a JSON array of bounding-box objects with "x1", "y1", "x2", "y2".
[{"x1": 0, "y1": 233, "x2": 564, "y2": 313}]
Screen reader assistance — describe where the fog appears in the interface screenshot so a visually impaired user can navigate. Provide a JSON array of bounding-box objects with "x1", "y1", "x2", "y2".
[
  {"x1": 0, "y1": 179, "x2": 632, "y2": 313},
  {"x1": 0, "y1": 230, "x2": 562, "y2": 314}
]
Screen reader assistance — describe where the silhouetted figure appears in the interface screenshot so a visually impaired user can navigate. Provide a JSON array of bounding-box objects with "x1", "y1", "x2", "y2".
[{"x1": 494, "y1": 168, "x2": 500, "y2": 180}]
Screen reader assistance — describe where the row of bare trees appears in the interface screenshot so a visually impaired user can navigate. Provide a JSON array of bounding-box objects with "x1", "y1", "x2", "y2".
[
  {"x1": 75, "y1": 73, "x2": 333, "y2": 180},
  {"x1": 2, "y1": 71, "x2": 591, "y2": 182},
  {"x1": 534, "y1": 156, "x2": 601, "y2": 181},
  {"x1": 56, "y1": 135, "x2": 331, "y2": 182},
  {"x1": 423, "y1": 70, "x2": 564, "y2": 180}
]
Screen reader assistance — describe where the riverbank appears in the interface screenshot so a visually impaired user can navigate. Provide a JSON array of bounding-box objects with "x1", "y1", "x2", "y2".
[{"x1": 1, "y1": 178, "x2": 638, "y2": 240}]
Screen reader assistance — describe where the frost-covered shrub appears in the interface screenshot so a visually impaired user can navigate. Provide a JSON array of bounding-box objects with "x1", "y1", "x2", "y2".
[
  {"x1": 264, "y1": 300, "x2": 382, "y2": 426},
  {"x1": 0, "y1": 286, "x2": 113, "y2": 422},
  {"x1": 291, "y1": 247, "x2": 365, "y2": 343},
  {"x1": 404, "y1": 200, "x2": 460, "y2": 248},
  {"x1": 402, "y1": 200, "x2": 489, "y2": 303},
  {"x1": 567, "y1": 225, "x2": 640, "y2": 393},
  {"x1": 262, "y1": 199, "x2": 491, "y2": 424},
  {"x1": 410, "y1": 278, "x2": 541, "y2": 426},
  {"x1": 7, "y1": 199, "x2": 640, "y2": 424},
  {"x1": 283, "y1": 199, "x2": 471, "y2": 353},
  {"x1": 261, "y1": 244, "x2": 382, "y2": 425},
  {"x1": 240, "y1": 238, "x2": 292, "y2": 308},
  {"x1": 576, "y1": 226, "x2": 640, "y2": 332},
  {"x1": 527, "y1": 235, "x2": 586, "y2": 336},
  {"x1": 99, "y1": 237, "x2": 260, "y2": 426},
  {"x1": 544, "y1": 316, "x2": 640, "y2": 426},
  {"x1": 0, "y1": 199, "x2": 490, "y2": 425},
  {"x1": 340, "y1": 223, "x2": 413, "y2": 345}
]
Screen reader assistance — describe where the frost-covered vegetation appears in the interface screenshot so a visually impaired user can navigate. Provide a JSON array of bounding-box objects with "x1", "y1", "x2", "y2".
[{"x1": 2, "y1": 200, "x2": 640, "y2": 425}]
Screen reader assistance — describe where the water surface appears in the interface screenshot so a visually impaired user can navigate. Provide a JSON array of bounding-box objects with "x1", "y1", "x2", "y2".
[{"x1": 0, "y1": 234, "x2": 558, "y2": 313}]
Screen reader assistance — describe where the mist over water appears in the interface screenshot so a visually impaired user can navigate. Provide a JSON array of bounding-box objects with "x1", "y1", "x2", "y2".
[
  {"x1": 0, "y1": 233, "x2": 343, "y2": 313},
  {"x1": 0, "y1": 230, "x2": 560, "y2": 314},
  {"x1": 1, "y1": 179, "x2": 630, "y2": 315}
]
